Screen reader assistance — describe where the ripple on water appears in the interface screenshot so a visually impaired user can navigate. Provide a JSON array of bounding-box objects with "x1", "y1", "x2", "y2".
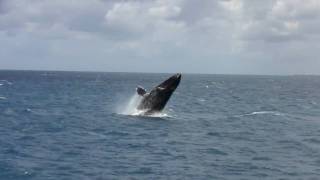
[
  {"x1": 252, "y1": 156, "x2": 272, "y2": 161},
  {"x1": 206, "y1": 132, "x2": 222, "y2": 137},
  {"x1": 205, "y1": 148, "x2": 228, "y2": 156},
  {"x1": 303, "y1": 138, "x2": 320, "y2": 145}
]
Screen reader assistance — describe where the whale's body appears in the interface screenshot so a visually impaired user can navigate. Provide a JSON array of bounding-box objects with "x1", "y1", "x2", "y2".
[{"x1": 136, "y1": 73, "x2": 181, "y2": 114}]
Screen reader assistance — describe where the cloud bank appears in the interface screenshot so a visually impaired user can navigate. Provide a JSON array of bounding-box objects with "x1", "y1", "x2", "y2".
[{"x1": 0, "y1": 0, "x2": 319, "y2": 74}]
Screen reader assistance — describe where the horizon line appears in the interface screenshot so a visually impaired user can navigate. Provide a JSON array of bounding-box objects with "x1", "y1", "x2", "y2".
[{"x1": 0, "y1": 68, "x2": 319, "y2": 77}]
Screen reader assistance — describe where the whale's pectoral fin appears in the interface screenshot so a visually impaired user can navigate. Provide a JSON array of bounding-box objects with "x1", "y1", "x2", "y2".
[{"x1": 136, "y1": 86, "x2": 147, "y2": 96}]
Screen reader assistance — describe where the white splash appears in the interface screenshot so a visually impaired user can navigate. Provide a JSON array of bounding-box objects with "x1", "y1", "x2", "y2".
[
  {"x1": 118, "y1": 94, "x2": 170, "y2": 118},
  {"x1": 118, "y1": 94, "x2": 142, "y2": 115}
]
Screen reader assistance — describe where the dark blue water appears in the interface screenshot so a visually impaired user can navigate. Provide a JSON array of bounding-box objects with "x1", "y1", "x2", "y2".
[{"x1": 0, "y1": 70, "x2": 320, "y2": 179}]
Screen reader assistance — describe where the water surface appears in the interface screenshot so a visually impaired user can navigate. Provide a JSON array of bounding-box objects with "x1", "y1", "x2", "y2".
[{"x1": 0, "y1": 71, "x2": 320, "y2": 179}]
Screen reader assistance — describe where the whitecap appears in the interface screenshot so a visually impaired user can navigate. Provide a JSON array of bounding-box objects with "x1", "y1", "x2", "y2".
[
  {"x1": 198, "y1": 98, "x2": 206, "y2": 102},
  {"x1": 245, "y1": 111, "x2": 283, "y2": 116},
  {"x1": 0, "y1": 80, "x2": 13, "y2": 85},
  {"x1": 0, "y1": 96, "x2": 7, "y2": 100}
]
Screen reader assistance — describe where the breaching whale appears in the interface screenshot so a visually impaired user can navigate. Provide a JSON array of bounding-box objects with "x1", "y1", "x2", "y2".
[{"x1": 136, "y1": 73, "x2": 181, "y2": 114}]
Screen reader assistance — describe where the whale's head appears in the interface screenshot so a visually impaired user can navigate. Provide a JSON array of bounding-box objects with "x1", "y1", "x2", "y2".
[
  {"x1": 137, "y1": 73, "x2": 182, "y2": 112},
  {"x1": 157, "y1": 73, "x2": 181, "y2": 92}
]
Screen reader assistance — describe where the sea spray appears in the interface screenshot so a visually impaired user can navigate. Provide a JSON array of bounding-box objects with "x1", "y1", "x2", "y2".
[
  {"x1": 118, "y1": 93, "x2": 170, "y2": 117},
  {"x1": 119, "y1": 94, "x2": 143, "y2": 115}
]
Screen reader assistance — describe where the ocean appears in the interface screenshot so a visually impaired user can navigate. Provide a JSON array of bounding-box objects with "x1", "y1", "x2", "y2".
[{"x1": 0, "y1": 70, "x2": 319, "y2": 179}]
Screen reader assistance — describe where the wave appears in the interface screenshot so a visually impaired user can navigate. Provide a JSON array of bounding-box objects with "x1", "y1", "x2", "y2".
[
  {"x1": 197, "y1": 98, "x2": 206, "y2": 102},
  {"x1": 239, "y1": 111, "x2": 284, "y2": 117},
  {"x1": 0, "y1": 96, "x2": 7, "y2": 100},
  {"x1": 0, "y1": 80, "x2": 13, "y2": 85}
]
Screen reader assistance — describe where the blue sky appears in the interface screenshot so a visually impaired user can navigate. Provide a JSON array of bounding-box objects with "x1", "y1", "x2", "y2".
[{"x1": 0, "y1": 0, "x2": 320, "y2": 74}]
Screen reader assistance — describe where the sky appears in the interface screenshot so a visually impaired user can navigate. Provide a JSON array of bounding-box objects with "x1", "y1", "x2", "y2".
[{"x1": 0, "y1": 0, "x2": 320, "y2": 75}]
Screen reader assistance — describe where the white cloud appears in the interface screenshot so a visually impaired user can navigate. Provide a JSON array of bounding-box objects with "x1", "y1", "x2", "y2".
[
  {"x1": 105, "y1": 2, "x2": 146, "y2": 33},
  {"x1": 271, "y1": 0, "x2": 320, "y2": 19},
  {"x1": 220, "y1": 0, "x2": 243, "y2": 12},
  {"x1": 103, "y1": 0, "x2": 187, "y2": 56},
  {"x1": 0, "y1": 0, "x2": 320, "y2": 74},
  {"x1": 104, "y1": 1, "x2": 184, "y2": 35},
  {"x1": 148, "y1": 5, "x2": 181, "y2": 18}
]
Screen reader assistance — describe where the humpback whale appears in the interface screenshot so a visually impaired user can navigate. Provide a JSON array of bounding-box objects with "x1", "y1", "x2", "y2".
[{"x1": 136, "y1": 73, "x2": 181, "y2": 114}]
